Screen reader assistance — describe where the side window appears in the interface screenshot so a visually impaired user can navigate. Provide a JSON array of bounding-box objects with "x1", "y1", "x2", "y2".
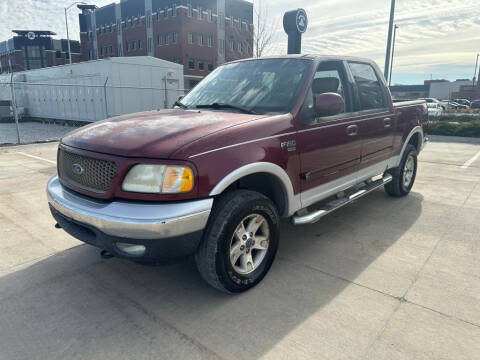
[
  {"x1": 348, "y1": 62, "x2": 387, "y2": 111},
  {"x1": 301, "y1": 61, "x2": 350, "y2": 122}
]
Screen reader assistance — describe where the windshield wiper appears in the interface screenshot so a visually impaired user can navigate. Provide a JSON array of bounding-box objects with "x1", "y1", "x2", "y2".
[
  {"x1": 196, "y1": 103, "x2": 257, "y2": 114},
  {"x1": 173, "y1": 100, "x2": 188, "y2": 109}
]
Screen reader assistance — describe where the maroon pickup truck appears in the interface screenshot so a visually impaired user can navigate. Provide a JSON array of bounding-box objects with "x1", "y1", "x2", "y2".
[{"x1": 47, "y1": 55, "x2": 427, "y2": 293}]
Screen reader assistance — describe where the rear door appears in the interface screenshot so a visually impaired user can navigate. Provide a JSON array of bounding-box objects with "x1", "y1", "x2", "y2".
[
  {"x1": 347, "y1": 62, "x2": 395, "y2": 167},
  {"x1": 297, "y1": 60, "x2": 362, "y2": 206}
]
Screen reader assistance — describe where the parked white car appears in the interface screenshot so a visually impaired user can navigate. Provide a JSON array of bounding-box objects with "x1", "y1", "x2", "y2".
[{"x1": 427, "y1": 103, "x2": 443, "y2": 117}]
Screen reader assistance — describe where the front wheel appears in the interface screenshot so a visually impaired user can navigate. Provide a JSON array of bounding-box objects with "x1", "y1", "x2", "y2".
[
  {"x1": 195, "y1": 190, "x2": 280, "y2": 293},
  {"x1": 385, "y1": 144, "x2": 418, "y2": 197}
]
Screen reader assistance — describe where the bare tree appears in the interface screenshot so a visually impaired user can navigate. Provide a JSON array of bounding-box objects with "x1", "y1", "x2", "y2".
[{"x1": 253, "y1": 0, "x2": 277, "y2": 57}]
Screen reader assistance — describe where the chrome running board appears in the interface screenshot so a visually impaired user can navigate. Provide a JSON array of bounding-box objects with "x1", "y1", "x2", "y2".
[{"x1": 292, "y1": 174, "x2": 393, "y2": 225}]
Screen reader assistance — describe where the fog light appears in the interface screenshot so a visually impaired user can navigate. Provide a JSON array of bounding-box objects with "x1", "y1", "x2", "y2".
[{"x1": 116, "y1": 242, "x2": 146, "y2": 257}]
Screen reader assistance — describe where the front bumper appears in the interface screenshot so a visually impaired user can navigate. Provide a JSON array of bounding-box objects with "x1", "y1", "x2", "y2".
[{"x1": 47, "y1": 176, "x2": 213, "y2": 261}]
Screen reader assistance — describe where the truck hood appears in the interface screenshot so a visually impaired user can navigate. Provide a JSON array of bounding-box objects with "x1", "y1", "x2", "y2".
[{"x1": 61, "y1": 109, "x2": 266, "y2": 158}]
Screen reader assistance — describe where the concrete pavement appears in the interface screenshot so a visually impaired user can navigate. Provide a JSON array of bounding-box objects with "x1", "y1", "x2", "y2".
[{"x1": 0, "y1": 140, "x2": 479, "y2": 359}]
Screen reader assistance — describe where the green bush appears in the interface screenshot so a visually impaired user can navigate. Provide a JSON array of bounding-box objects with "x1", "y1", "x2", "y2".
[
  {"x1": 428, "y1": 120, "x2": 480, "y2": 138},
  {"x1": 436, "y1": 115, "x2": 480, "y2": 123}
]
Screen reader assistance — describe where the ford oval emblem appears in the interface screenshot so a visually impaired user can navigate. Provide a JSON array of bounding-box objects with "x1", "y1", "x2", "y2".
[{"x1": 72, "y1": 163, "x2": 85, "y2": 176}]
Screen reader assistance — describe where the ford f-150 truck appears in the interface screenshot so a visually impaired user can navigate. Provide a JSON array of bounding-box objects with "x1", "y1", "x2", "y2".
[{"x1": 47, "y1": 55, "x2": 427, "y2": 293}]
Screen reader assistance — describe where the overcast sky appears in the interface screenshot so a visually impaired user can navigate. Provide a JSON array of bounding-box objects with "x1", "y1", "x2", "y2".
[{"x1": 1, "y1": 0, "x2": 479, "y2": 84}]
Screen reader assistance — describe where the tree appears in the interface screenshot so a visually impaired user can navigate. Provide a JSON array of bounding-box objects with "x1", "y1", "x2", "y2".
[{"x1": 253, "y1": 0, "x2": 277, "y2": 57}]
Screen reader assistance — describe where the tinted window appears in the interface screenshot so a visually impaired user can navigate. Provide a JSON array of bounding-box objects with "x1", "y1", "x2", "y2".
[
  {"x1": 181, "y1": 59, "x2": 312, "y2": 114},
  {"x1": 348, "y1": 62, "x2": 386, "y2": 111}
]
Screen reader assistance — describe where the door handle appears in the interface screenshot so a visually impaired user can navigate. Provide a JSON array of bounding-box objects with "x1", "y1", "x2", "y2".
[
  {"x1": 383, "y1": 118, "x2": 392, "y2": 128},
  {"x1": 346, "y1": 124, "x2": 358, "y2": 136}
]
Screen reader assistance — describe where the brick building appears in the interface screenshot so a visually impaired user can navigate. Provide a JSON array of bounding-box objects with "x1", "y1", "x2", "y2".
[
  {"x1": 79, "y1": 0, "x2": 253, "y2": 90},
  {"x1": 0, "y1": 31, "x2": 81, "y2": 74}
]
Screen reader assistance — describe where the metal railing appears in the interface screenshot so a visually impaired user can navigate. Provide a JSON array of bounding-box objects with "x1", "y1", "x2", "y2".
[{"x1": 0, "y1": 79, "x2": 186, "y2": 145}]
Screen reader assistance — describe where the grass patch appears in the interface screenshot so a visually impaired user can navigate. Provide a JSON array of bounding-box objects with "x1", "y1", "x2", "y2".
[{"x1": 435, "y1": 114, "x2": 480, "y2": 123}]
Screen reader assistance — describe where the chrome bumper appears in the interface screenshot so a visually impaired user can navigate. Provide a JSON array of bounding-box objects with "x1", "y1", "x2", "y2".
[{"x1": 47, "y1": 176, "x2": 213, "y2": 240}]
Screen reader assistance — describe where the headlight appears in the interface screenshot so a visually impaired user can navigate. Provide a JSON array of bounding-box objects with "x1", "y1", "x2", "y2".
[{"x1": 122, "y1": 164, "x2": 194, "y2": 194}]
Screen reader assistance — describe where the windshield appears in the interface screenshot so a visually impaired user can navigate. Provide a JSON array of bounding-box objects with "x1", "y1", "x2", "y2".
[{"x1": 180, "y1": 58, "x2": 312, "y2": 114}]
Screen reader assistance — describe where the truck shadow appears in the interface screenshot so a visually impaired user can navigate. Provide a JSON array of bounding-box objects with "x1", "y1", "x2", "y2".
[{"x1": 0, "y1": 190, "x2": 424, "y2": 359}]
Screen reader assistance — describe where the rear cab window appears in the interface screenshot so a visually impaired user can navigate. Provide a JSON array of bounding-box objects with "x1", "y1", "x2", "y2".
[{"x1": 347, "y1": 62, "x2": 388, "y2": 112}]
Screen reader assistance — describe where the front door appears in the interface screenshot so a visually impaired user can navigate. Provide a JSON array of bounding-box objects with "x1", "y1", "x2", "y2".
[{"x1": 297, "y1": 61, "x2": 362, "y2": 208}]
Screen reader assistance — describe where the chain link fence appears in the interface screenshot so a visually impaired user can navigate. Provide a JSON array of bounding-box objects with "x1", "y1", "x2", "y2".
[{"x1": 0, "y1": 78, "x2": 186, "y2": 145}]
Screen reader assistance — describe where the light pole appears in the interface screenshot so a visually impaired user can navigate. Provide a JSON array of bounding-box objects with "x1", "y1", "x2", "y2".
[
  {"x1": 388, "y1": 24, "x2": 399, "y2": 86},
  {"x1": 65, "y1": 1, "x2": 89, "y2": 65},
  {"x1": 384, "y1": 0, "x2": 396, "y2": 80},
  {"x1": 473, "y1": 53, "x2": 479, "y2": 88}
]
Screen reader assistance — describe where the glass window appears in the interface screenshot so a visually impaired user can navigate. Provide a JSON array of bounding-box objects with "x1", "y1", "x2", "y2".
[
  {"x1": 187, "y1": 4, "x2": 192, "y2": 17},
  {"x1": 164, "y1": 6, "x2": 168, "y2": 18},
  {"x1": 198, "y1": 7, "x2": 202, "y2": 20},
  {"x1": 208, "y1": 62, "x2": 213, "y2": 71},
  {"x1": 139, "y1": 39, "x2": 143, "y2": 49},
  {"x1": 208, "y1": 36, "x2": 213, "y2": 48},
  {"x1": 148, "y1": 37, "x2": 152, "y2": 52},
  {"x1": 172, "y1": 4, "x2": 177, "y2": 17},
  {"x1": 199, "y1": 34, "x2": 204, "y2": 46},
  {"x1": 173, "y1": 32, "x2": 178, "y2": 44},
  {"x1": 158, "y1": 34, "x2": 163, "y2": 45},
  {"x1": 181, "y1": 58, "x2": 312, "y2": 114},
  {"x1": 165, "y1": 34, "x2": 170, "y2": 45},
  {"x1": 230, "y1": 40, "x2": 234, "y2": 51},
  {"x1": 188, "y1": 33, "x2": 193, "y2": 44},
  {"x1": 132, "y1": 40, "x2": 136, "y2": 50},
  {"x1": 188, "y1": 59, "x2": 195, "y2": 69},
  {"x1": 199, "y1": 61, "x2": 204, "y2": 70},
  {"x1": 109, "y1": 45, "x2": 113, "y2": 54},
  {"x1": 348, "y1": 62, "x2": 387, "y2": 111},
  {"x1": 208, "y1": 10, "x2": 212, "y2": 22}
]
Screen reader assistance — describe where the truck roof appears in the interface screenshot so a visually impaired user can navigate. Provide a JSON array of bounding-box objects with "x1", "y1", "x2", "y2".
[{"x1": 227, "y1": 54, "x2": 377, "y2": 65}]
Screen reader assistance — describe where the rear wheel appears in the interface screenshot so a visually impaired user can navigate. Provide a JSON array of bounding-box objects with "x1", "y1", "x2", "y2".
[
  {"x1": 385, "y1": 144, "x2": 418, "y2": 197},
  {"x1": 195, "y1": 190, "x2": 279, "y2": 293}
]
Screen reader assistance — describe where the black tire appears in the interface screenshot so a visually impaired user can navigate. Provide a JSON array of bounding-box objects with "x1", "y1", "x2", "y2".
[
  {"x1": 385, "y1": 144, "x2": 418, "y2": 197},
  {"x1": 195, "y1": 190, "x2": 280, "y2": 293}
]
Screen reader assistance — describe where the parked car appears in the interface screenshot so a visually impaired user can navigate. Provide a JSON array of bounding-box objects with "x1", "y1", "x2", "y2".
[
  {"x1": 470, "y1": 100, "x2": 480, "y2": 109},
  {"x1": 47, "y1": 55, "x2": 428, "y2": 293},
  {"x1": 427, "y1": 103, "x2": 443, "y2": 117},
  {"x1": 454, "y1": 99, "x2": 471, "y2": 107},
  {"x1": 420, "y1": 98, "x2": 445, "y2": 110}
]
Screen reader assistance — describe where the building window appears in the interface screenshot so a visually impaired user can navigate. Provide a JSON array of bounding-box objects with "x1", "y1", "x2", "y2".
[
  {"x1": 198, "y1": 6, "x2": 202, "y2": 20},
  {"x1": 188, "y1": 33, "x2": 193, "y2": 44},
  {"x1": 208, "y1": 36, "x2": 213, "y2": 48},
  {"x1": 187, "y1": 4, "x2": 192, "y2": 17},
  {"x1": 165, "y1": 34, "x2": 170, "y2": 45},
  {"x1": 218, "y1": 12, "x2": 223, "y2": 26},
  {"x1": 198, "y1": 61, "x2": 204, "y2": 71},
  {"x1": 117, "y1": 20, "x2": 121, "y2": 34},
  {"x1": 89, "y1": 50, "x2": 93, "y2": 59},
  {"x1": 172, "y1": 4, "x2": 177, "y2": 17},
  {"x1": 230, "y1": 40, "x2": 234, "y2": 51},
  {"x1": 109, "y1": 45, "x2": 113, "y2": 54},
  {"x1": 199, "y1": 34, "x2": 204, "y2": 46},
  {"x1": 219, "y1": 39, "x2": 225, "y2": 54},
  {"x1": 146, "y1": 10, "x2": 151, "y2": 28},
  {"x1": 158, "y1": 34, "x2": 163, "y2": 45},
  {"x1": 148, "y1": 37, "x2": 152, "y2": 52},
  {"x1": 208, "y1": 62, "x2": 213, "y2": 71},
  {"x1": 132, "y1": 40, "x2": 136, "y2": 50},
  {"x1": 118, "y1": 44, "x2": 123, "y2": 56},
  {"x1": 208, "y1": 10, "x2": 212, "y2": 22},
  {"x1": 173, "y1": 32, "x2": 178, "y2": 44},
  {"x1": 157, "y1": 10, "x2": 161, "y2": 20},
  {"x1": 126, "y1": 41, "x2": 130, "y2": 52},
  {"x1": 238, "y1": 42, "x2": 242, "y2": 53},
  {"x1": 188, "y1": 59, "x2": 195, "y2": 69},
  {"x1": 139, "y1": 39, "x2": 143, "y2": 49},
  {"x1": 164, "y1": 6, "x2": 168, "y2": 18}
]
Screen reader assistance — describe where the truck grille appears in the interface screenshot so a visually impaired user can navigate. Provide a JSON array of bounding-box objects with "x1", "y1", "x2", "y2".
[{"x1": 58, "y1": 148, "x2": 117, "y2": 194}]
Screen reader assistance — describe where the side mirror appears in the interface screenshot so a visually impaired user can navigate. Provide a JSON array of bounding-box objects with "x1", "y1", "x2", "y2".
[{"x1": 314, "y1": 92, "x2": 345, "y2": 117}]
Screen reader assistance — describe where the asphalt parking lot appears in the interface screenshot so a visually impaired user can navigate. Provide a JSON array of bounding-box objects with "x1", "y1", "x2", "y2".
[{"x1": 1, "y1": 138, "x2": 479, "y2": 360}]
